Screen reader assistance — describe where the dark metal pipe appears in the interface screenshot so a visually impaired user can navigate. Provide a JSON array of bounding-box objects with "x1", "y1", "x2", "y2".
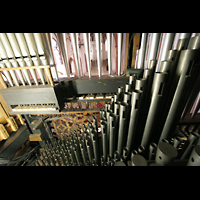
[
  {"x1": 126, "y1": 90, "x2": 143, "y2": 155},
  {"x1": 141, "y1": 72, "x2": 167, "y2": 149}
]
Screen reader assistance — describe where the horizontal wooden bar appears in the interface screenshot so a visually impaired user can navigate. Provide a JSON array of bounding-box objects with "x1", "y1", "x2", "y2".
[{"x1": 0, "y1": 65, "x2": 50, "y2": 72}]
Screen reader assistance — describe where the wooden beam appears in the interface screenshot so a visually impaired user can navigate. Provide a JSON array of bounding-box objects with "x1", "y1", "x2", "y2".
[{"x1": 0, "y1": 65, "x2": 50, "y2": 72}]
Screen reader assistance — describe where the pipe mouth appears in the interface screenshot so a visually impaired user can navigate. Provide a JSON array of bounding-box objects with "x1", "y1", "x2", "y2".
[{"x1": 132, "y1": 89, "x2": 143, "y2": 93}]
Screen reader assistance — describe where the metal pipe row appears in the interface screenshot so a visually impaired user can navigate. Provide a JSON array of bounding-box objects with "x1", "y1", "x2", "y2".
[{"x1": 0, "y1": 33, "x2": 55, "y2": 87}]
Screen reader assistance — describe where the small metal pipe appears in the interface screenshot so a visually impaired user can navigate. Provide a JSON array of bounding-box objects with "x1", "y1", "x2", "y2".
[
  {"x1": 32, "y1": 57, "x2": 46, "y2": 85},
  {"x1": 118, "y1": 33, "x2": 123, "y2": 76},
  {"x1": 57, "y1": 33, "x2": 70, "y2": 78},
  {"x1": 83, "y1": 33, "x2": 91, "y2": 78},
  {"x1": 141, "y1": 72, "x2": 167, "y2": 149},
  {"x1": 70, "y1": 33, "x2": 81, "y2": 78},
  {"x1": 16, "y1": 58, "x2": 32, "y2": 86},
  {"x1": 9, "y1": 59, "x2": 26, "y2": 86},
  {"x1": 24, "y1": 57, "x2": 38, "y2": 85},
  {"x1": 107, "y1": 33, "x2": 112, "y2": 75},
  {"x1": 0, "y1": 62, "x2": 14, "y2": 86},
  {"x1": 3, "y1": 60, "x2": 19, "y2": 86},
  {"x1": 95, "y1": 33, "x2": 101, "y2": 78}
]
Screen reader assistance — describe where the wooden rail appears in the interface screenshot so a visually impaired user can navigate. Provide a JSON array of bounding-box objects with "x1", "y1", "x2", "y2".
[{"x1": 0, "y1": 65, "x2": 54, "y2": 88}]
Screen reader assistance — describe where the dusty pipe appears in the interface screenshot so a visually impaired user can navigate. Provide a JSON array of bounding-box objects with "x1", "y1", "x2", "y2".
[
  {"x1": 83, "y1": 33, "x2": 91, "y2": 78},
  {"x1": 107, "y1": 33, "x2": 112, "y2": 75},
  {"x1": 95, "y1": 33, "x2": 101, "y2": 77}
]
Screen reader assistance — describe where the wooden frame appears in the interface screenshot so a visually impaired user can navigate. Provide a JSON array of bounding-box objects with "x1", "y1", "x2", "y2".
[{"x1": 0, "y1": 65, "x2": 54, "y2": 87}]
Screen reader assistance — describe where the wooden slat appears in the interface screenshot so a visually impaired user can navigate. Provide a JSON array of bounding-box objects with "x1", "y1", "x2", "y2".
[{"x1": 0, "y1": 65, "x2": 50, "y2": 71}]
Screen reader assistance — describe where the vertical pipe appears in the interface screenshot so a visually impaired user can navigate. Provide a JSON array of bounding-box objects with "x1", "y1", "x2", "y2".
[
  {"x1": 107, "y1": 33, "x2": 112, "y2": 75},
  {"x1": 32, "y1": 57, "x2": 45, "y2": 85},
  {"x1": 70, "y1": 33, "x2": 81, "y2": 78},
  {"x1": 118, "y1": 33, "x2": 123, "y2": 76},
  {"x1": 57, "y1": 33, "x2": 70, "y2": 78},
  {"x1": 146, "y1": 33, "x2": 160, "y2": 69},
  {"x1": 3, "y1": 60, "x2": 19, "y2": 86},
  {"x1": 95, "y1": 33, "x2": 101, "y2": 77},
  {"x1": 9, "y1": 59, "x2": 26, "y2": 86},
  {"x1": 141, "y1": 72, "x2": 167, "y2": 149},
  {"x1": 0, "y1": 62, "x2": 14, "y2": 86},
  {"x1": 136, "y1": 33, "x2": 148, "y2": 69},
  {"x1": 24, "y1": 57, "x2": 38, "y2": 85},
  {"x1": 17, "y1": 58, "x2": 32, "y2": 86},
  {"x1": 83, "y1": 33, "x2": 91, "y2": 78},
  {"x1": 156, "y1": 33, "x2": 175, "y2": 72}
]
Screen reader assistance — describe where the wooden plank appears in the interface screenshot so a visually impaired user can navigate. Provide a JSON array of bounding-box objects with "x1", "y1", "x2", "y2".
[{"x1": 0, "y1": 65, "x2": 50, "y2": 72}]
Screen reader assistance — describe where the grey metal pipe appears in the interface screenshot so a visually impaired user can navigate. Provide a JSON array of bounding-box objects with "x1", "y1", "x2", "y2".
[
  {"x1": 146, "y1": 33, "x2": 160, "y2": 69},
  {"x1": 57, "y1": 33, "x2": 70, "y2": 78},
  {"x1": 123, "y1": 92, "x2": 132, "y2": 104},
  {"x1": 126, "y1": 90, "x2": 142, "y2": 154},
  {"x1": 95, "y1": 33, "x2": 101, "y2": 77},
  {"x1": 32, "y1": 57, "x2": 46, "y2": 85},
  {"x1": 148, "y1": 143, "x2": 157, "y2": 160},
  {"x1": 141, "y1": 72, "x2": 167, "y2": 149},
  {"x1": 156, "y1": 33, "x2": 175, "y2": 72},
  {"x1": 24, "y1": 57, "x2": 39, "y2": 85},
  {"x1": 129, "y1": 74, "x2": 136, "y2": 91},
  {"x1": 16, "y1": 58, "x2": 32, "y2": 86},
  {"x1": 70, "y1": 33, "x2": 81, "y2": 78},
  {"x1": 159, "y1": 49, "x2": 200, "y2": 142},
  {"x1": 136, "y1": 33, "x2": 148, "y2": 69},
  {"x1": 107, "y1": 33, "x2": 112, "y2": 75},
  {"x1": 187, "y1": 35, "x2": 200, "y2": 50},
  {"x1": 0, "y1": 62, "x2": 14, "y2": 86},
  {"x1": 118, "y1": 33, "x2": 123, "y2": 76},
  {"x1": 180, "y1": 132, "x2": 200, "y2": 159},
  {"x1": 83, "y1": 33, "x2": 91, "y2": 78},
  {"x1": 3, "y1": 60, "x2": 19, "y2": 86},
  {"x1": 173, "y1": 136, "x2": 183, "y2": 149},
  {"x1": 9, "y1": 59, "x2": 26, "y2": 86},
  {"x1": 101, "y1": 121, "x2": 108, "y2": 158},
  {"x1": 109, "y1": 113, "x2": 115, "y2": 158}
]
